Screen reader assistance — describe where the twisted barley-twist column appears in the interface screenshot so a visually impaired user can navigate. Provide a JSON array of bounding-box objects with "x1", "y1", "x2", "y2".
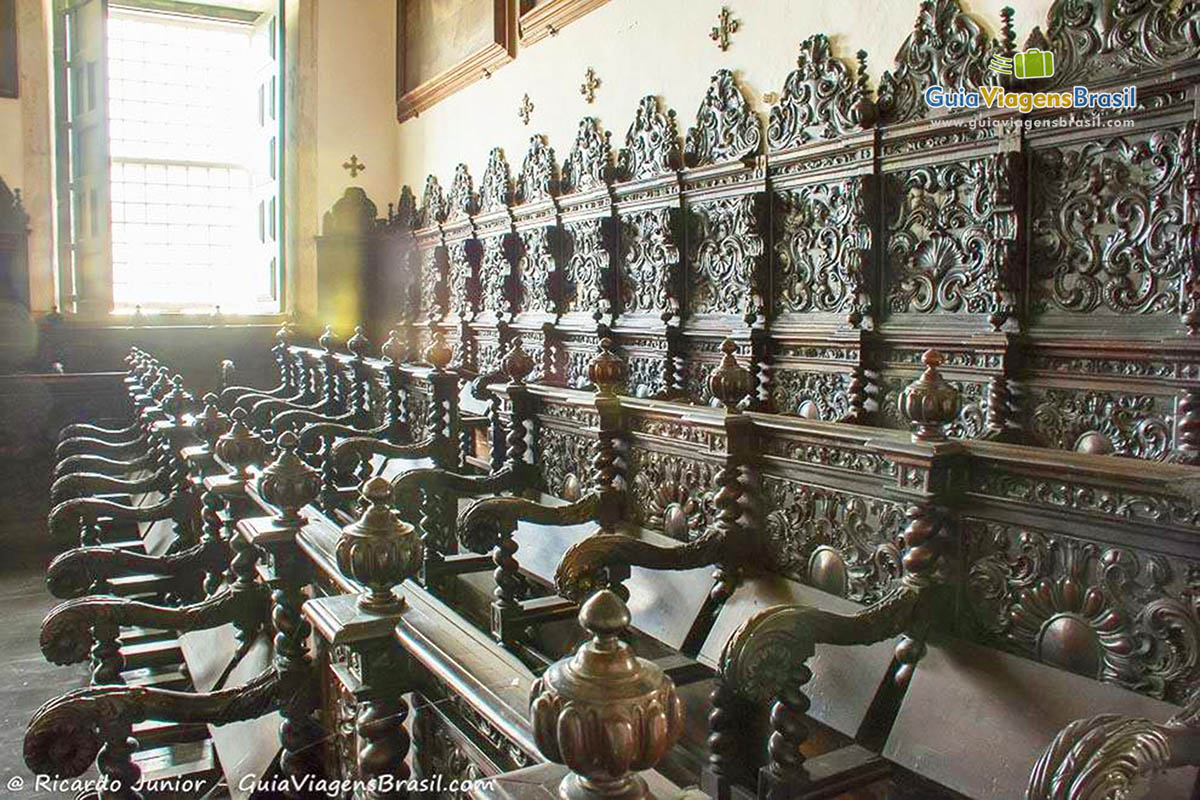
[
  {"x1": 96, "y1": 720, "x2": 142, "y2": 800},
  {"x1": 272, "y1": 572, "x2": 318, "y2": 793}
]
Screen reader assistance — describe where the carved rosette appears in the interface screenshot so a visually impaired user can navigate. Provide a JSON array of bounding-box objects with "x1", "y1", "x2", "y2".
[
  {"x1": 877, "y1": 0, "x2": 997, "y2": 124},
  {"x1": 684, "y1": 70, "x2": 761, "y2": 167},
  {"x1": 336, "y1": 477, "x2": 422, "y2": 611},
  {"x1": 562, "y1": 117, "x2": 611, "y2": 195},
  {"x1": 899, "y1": 350, "x2": 961, "y2": 442},
  {"x1": 256, "y1": 430, "x2": 321, "y2": 527},
  {"x1": 214, "y1": 407, "x2": 265, "y2": 479},
  {"x1": 617, "y1": 95, "x2": 680, "y2": 181},
  {"x1": 529, "y1": 590, "x2": 683, "y2": 800},
  {"x1": 768, "y1": 35, "x2": 873, "y2": 149}
]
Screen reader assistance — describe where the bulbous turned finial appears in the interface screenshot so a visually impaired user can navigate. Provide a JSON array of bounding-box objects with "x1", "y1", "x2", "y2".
[
  {"x1": 588, "y1": 338, "x2": 624, "y2": 397},
  {"x1": 708, "y1": 338, "x2": 752, "y2": 413},
  {"x1": 319, "y1": 325, "x2": 337, "y2": 353},
  {"x1": 335, "y1": 477, "x2": 422, "y2": 612},
  {"x1": 900, "y1": 349, "x2": 960, "y2": 443},
  {"x1": 214, "y1": 408, "x2": 265, "y2": 480},
  {"x1": 381, "y1": 329, "x2": 405, "y2": 364},
  {"x1": 149, "y1": 367, "x2": 172, "y2": 400},
  {"x1": 276, "y1": 320, "x2": 293, "y2": 347},
  {"x1": 193, "y1": 393, "x2": 230, "y2": 449},
  {"x1": 256, "y1": 430, "x2": 321, "y2": 528},
  {"x1": 162, "y1": 374, "x2": 195, "y2": 421},
  {"x1": 530, "y1": 590, "x2": 683, "y2": 800},
  {"x1": 347, "y1": 325, "x2": 370, "y2": 360},
  {"x1": 502, "y1": 338, "x2": 535, "y2": 385},
  {"x1": 424, "y1": 329, "x2": 453, "y2": 371}
]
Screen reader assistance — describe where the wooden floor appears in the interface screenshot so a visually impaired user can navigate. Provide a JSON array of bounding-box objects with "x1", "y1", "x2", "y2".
[{"x1": 0, "y1": 540, "x2": 93, "y2": 799}]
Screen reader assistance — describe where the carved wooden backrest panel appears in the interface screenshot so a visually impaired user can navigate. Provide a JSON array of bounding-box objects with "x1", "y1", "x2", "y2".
[{"x1": 378, "y1": 0, "x2": 1200, "y2": 468}]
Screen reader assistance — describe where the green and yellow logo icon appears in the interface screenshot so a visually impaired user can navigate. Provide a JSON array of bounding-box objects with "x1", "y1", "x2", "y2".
[{"x1": 989, "y1": 48, "x2": 1055, "y2": 79}]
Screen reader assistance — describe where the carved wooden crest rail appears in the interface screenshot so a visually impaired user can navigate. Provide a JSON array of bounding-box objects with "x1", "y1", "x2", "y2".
[{"x1": 369, "y1": 0, "x2": 1200, "y2": 472}]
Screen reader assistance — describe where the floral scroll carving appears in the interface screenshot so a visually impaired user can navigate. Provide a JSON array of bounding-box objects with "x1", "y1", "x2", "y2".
[
  {"x1": 419, "y1": 175, "x2": 446, "y2": 228},
  {"x1": 618, "y1": 95, "x2": 680, "y2": 181},
  {"x1": 446, "y1": 163, "x2": 477, "y2": 220},
  {"x1": 773, "y1": 176, "x2": 872, "y2": 325},
  {"x1": 684, "y1": 69, "x2": 761, "y2": 167},
  {"x1": 562, "y1": 117, "x2": 612, "y2": 194},
  {"x1": 763, "y1": 475, "x2": 904, "y2": 604},
  {"x1": 1029, "y1": 388, "x2": 1172, "y2": 461},
  {"x1": 563, "y1": 217, "x2": 610, "y2": 316},
  {"x1": 1034, "y1": 0, "x2": 1200, "y2": 88},
  {"x1": 517, "y1": 135, "x2": 558, "y2": 205},
  {"x1": 885, "y1": 159, "x2": 1016, "y2": 325},
  {"x1": 627, "y1": 449, "x2": 715, "y2": 542},
  {"x1": 771, "y1": 370, "x2": 851, "y2": 422},
  {"x1": 620, "y1": 208, "x2": 680, "y2": 317},
  {"x1": 688, "y1": 195, "x2": 765, "y2": 317},
  {"x1": 517, "y1": 227, "x2": 557, "y2": 315},
  {"x1": 1030, "y1": 130, "x2": 1186, "y2": 320},
  {"x1": 964, "y1": 521, "x2": 1200, "y2": 703},
  {"x1": 876, "y1": 0, "x2": 998, "y2": 124},
  {"x1": 480, "y1": 147, "x2": 512, "y2": 212},
  {"x1": 768, "y1": 34, "x2": 873, "y2": 150},
  {"x1": 537, "y1": 427, "x2": 594, "y2": 502}
]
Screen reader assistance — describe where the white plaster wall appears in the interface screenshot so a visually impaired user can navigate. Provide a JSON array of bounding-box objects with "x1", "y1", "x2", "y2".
[
  {"x1": 313, "y1": 0, "x2": 397, "y2": 229},
  {"x1": 394, "y1": 0, "x2": 1056, "y2": 191}
]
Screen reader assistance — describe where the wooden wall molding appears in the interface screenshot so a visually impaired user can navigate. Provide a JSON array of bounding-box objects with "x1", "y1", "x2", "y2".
[{"x1": 518, "y1": 0, "x2": 610, "y2": 47}]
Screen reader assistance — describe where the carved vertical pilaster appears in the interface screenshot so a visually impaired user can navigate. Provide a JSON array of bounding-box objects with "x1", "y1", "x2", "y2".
[
  {"x1": 1171, "y1": 387, "x2": 1200, "y2": 465},
  {"x1": 272, "y1": 549, "x2": 321, "y2": 793}
]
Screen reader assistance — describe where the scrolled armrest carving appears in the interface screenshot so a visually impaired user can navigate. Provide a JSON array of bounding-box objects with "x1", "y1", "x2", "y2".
[
  {"x1": 458, "y1": 494, "x2": 600, "y2": 553},
  {"x1": 60, "y1": 421, "x2": 141, "y2": 442},
  {"x1": 50, "y1": 470, "x2": 165, "y2": 504},
  {"x1": 53, "y1": 452, "x2": 156, "y2": 479},
  {"x1": 40, "y1": 589, "x2": 267, "y2": 665},
  {"x1": 24, "y1": 668, "x2": 279, "y2": 780},
  {"x1": 330, "y1": 434, "x2": 436, "y2": 470},
  {"x1": 272, "y1": 406, "x2": 349, "y2": 433},
  {"x1": 555, "y1": 530, "x2": 730, "y2": 603},
  {"x1": 718, "y1": 584, "x2": 921, "y2": 703},
  {"x1": 391, "y1": 464, "x2": 517, "y2": 503},
  {"x1": 46, "y1": 541, "x2": 219, "y2": 599},
  {"x1": 1026, "y1": 691, "x2": 1200, "y2": 800},
  {"x1": 48, "y1": 495, "x2": 175, "y2": 540},
  {"x1": 55, "y1": 435, "x2": 146, "y2": 461}
]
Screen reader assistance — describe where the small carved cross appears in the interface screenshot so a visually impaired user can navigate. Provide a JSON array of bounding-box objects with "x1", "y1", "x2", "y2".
[
  {"x1": 342, "y1": 155, "x2": 366, "y2": 178},
  {"x1": 518, "y1": 93, "x2": 534, "y2": 125},
  {"x1": 710, "y1": 6, "x2": 738, "y2": 51},
  {"x1": 580, "y1": 68, "x2": 600, "y2": 103}
]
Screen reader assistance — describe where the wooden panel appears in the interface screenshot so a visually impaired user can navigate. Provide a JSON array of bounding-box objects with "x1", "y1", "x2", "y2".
[
  {"x1": 885, "y1": 635, "x2": 1199, "y2": 800},
  {"x1": 396, "y1": 0, "x2": 515, "y2": 122}
]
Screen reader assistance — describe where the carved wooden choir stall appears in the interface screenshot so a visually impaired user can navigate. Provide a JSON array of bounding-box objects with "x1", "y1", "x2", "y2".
[{"x1": 21, "y1": 0, "x2": 1200, "y2": 798}]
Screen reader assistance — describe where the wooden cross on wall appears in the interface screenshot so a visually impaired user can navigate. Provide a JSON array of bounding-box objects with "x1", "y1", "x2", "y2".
[
  {"x1": 343, "y1": 155, "x2": 366, "y2": 178},
  {"x1": 710, "y1": 6, "x2": 738, "y2": 51}
]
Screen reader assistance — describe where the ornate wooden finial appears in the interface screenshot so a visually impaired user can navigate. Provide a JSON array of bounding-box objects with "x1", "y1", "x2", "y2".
[
  {"x1": 161, "y1": 374, "x2": 195, "y2": 421},
  {"x1": 502, "y1": 338, "x2": 535, "y2": 385},
  {"x1": 708, "y1": 339, "x2": 752, "y2": 413},
  {"x1": 588, "y1": 338, "x2": 624, "y2": 397},
  {"x1": 899, "y1": 349, "x2": 960, "y2": 443},
  {"x1": 529, "y1": 590, "x2": 683, "y2": 800},
  {"x1": 347, "y1": 325, "x2": 370, "y2": 360},
  {"x1": 381, "y1": 329, "x2": 407, "y2": 364},
  {"x1": 193, "y1": 393, "x2": 230, "y2": 449},
  {"x1": 336, "y1": 476, "x2": 422, "y2": 612},
  {"x1": 423, "y1": 329, "x2": 453, "y2": 371},
  {"x1": 256, "y1": 430, "x2": 321, "y2": 528},
  {"x1": 319, "y1": 325, "x2": 337, "y2": 353},
  {"x1": 214, "y1": 407, "x2": 265, "y2": 480}
]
